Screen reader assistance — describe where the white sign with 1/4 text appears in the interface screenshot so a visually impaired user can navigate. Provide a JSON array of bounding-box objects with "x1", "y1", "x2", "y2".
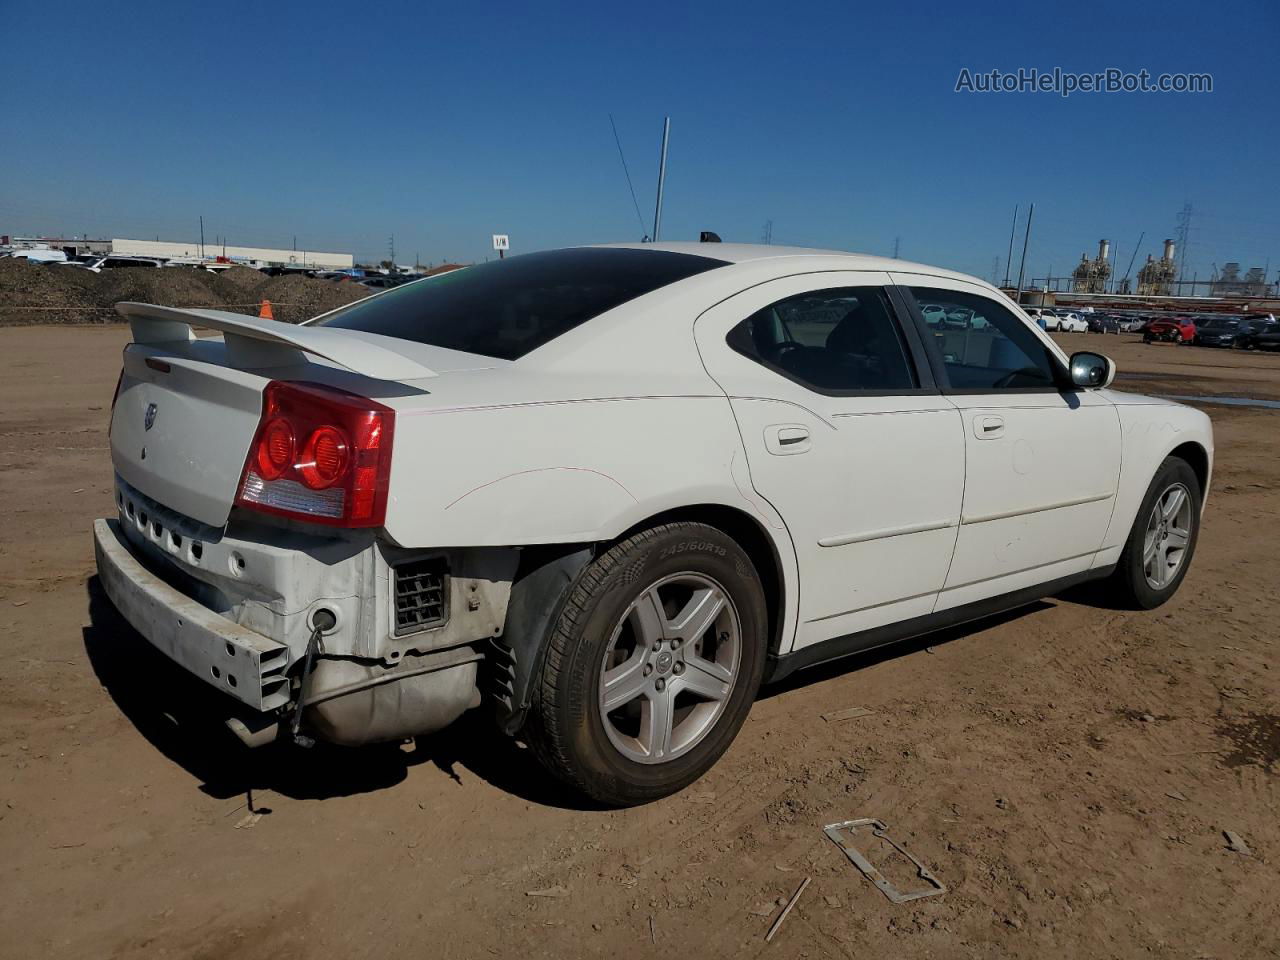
[{"x1": 492, "y1": 234, "x2": 510, "y2": 251}]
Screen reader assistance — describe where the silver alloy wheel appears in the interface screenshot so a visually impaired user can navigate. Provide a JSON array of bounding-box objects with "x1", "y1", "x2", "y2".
[
  {"x1": 1143, "y1": 482, "x2": 1194, "y2": 589},
  {"x1": 597, "y1": 572, "x2": 742, "y2": 765}
]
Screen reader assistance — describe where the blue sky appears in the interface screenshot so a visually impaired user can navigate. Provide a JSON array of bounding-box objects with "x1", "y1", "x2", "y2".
[{"x1": 3, "y1": 0, "x2": 1277, "y2": 282}]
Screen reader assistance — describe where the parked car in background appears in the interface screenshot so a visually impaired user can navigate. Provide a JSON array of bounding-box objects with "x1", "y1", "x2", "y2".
[
  {"x1": 163, "y1": 258, "x2": 237, "y2": 273},
  {"x1": 1117, "y1": 316, "x2": 1147, "y2": 333},
  {"x1": 1144, "y1": 317, "x2": 1197, "y2": 344},
  {"x1": 1086, "y1": 313, "x2": 1120, "y2": 334},
  {"x1": 1193, "y1": 316, "x2": 1248, "y2": 348},
  {"x1": 1048, "y1": 311, "x2": 1089, "y2": 333},
  {"x1": 95, "y1": 242, "x2": 1212, "y2": 805},
  {"x1": 1022, "y1": 307, "x2": 1051, "y2": 330},
  {"x1": 61, "y1": 256, "x2": 163, "y2": 272},
  {"x1": 1237, "y1": 318, "x2": 1280, "y2": 351},
  {"x1": 358, "y1": 274, "x2": 420, "y2": 289},
  {"x1": 52, "y1": 255, "x2": 102, "y2": 270},
  {"x1": 4, "y1": 249, "x2": 68, "y2": 264}
]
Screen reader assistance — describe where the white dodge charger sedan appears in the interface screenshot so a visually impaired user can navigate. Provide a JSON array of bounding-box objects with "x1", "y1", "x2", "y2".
[{"x1": 94, "y1": 243, "x2": 1212, "y2": 805}]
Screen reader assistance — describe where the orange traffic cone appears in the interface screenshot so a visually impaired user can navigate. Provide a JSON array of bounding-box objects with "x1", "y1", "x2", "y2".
[{"x1": 258, "y1": 299, "x2": 274, "y2": 320}]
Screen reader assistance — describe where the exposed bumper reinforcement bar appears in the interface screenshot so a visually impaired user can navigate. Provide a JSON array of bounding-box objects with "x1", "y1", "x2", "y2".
[{"x1": 93, "y1": 518, "x2": 291, "y2": 712}]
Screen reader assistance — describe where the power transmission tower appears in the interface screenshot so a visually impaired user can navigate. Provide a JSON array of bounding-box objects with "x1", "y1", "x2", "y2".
[
  {"x1": 991, "y1": 257, "x2": 1000, "y2": 285},
  {"x1": 762, "y1": 220, "x2": 773, "y2": 244},
  {"x1": 387, "y1": 235, "x2": 396, "y2": 267},
  {"x1": 892, "y1": 237, "x2": 900, "y2": 259},
  {"x1": 1175, "y1": 203, "x2": 1192, "y2": 284}
]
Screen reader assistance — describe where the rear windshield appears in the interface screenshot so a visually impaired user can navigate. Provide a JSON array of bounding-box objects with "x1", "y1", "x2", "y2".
[{"x1": 313, "y1": 247, "x2": 727, "y2": 360}]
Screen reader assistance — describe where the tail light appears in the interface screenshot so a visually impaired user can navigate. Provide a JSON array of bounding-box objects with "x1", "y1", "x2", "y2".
[{"x1": 235, "y1": 381, "x2": 395, "y2": 528}]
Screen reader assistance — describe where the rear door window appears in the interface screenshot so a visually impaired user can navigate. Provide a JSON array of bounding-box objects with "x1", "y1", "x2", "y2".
[
  {"x1": 725, "y1": 286, "x2": 920, "y2": 392},
  {"x1": 315, "y1": 248, "x2": 726, "y2": 360}
]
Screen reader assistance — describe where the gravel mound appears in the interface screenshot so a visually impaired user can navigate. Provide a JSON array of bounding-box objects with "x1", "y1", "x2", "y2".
[
  {"x1": 250, "y1": 275, "x2": 369, "y2": 325},
  {"x1": 0, "y1": 258, "x2": 370, "y2": 326}
]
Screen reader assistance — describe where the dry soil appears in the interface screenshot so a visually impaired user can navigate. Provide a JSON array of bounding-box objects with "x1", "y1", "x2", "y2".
[{"x1": 0, "y1": 328, "x2": 1276, "y2": 959}]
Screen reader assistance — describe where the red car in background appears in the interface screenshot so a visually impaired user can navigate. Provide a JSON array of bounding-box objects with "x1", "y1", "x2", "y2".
[{"x1": 1143, "y1": 317, "x2": 1197, "y2": 344}]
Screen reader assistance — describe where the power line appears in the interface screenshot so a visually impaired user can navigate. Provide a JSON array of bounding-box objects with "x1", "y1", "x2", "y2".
[{"x1": 609, "y1": 114, "x2": 648, "y2": 240}]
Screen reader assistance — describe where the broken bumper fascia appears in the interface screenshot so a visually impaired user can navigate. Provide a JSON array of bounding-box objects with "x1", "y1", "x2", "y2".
[{"x1": 93, "y1": 517, "x2": 291, "y2": 712}]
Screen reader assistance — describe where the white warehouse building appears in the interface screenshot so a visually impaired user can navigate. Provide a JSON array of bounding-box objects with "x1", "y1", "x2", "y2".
[{"x1": 110, "y1": 238, "x2": 354, "y2": 270}]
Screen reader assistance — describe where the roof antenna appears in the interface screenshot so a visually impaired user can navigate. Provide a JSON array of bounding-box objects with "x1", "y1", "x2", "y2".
[{"x1": 652, "y1": 117, "x2": 670, "y2": 243}]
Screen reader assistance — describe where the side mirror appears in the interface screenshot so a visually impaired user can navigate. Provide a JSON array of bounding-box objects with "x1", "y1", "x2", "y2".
[{"x1": 1069, "y1": 351, "x2": 1116, "y2": 389}]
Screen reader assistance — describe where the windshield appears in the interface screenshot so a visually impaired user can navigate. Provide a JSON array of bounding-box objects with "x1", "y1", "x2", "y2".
[{"x1": 314, "y1": 247, "x2": 727, "y2": 360}]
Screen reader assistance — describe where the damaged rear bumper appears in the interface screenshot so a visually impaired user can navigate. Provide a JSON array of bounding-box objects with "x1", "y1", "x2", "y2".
[
  {"x1": 94, "y1": 517, "x2": 292, "y2": 711},
  {"x1": 94, "y1": 505, "x2": 521, "y2": 747}
]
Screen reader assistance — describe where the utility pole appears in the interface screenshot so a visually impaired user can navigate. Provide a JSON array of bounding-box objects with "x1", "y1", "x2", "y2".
[
  {"x1": 1003, "y1": 204, "x2": 1018, "y2": 287},
  {"x1": 651, "y1": 117, "x2": 670, "y2": 243},
  {"x1": 199, "y1": 216, "x2": 205, "y2": 259},
  {"x1": 1015, "y1": 203, "x2": 1034, "y2": 299}
]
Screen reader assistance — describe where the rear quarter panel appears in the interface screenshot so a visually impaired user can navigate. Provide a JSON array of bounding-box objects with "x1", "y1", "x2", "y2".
[{"x1": 382, "y1": 395, "x2": 783, "y2": 548}]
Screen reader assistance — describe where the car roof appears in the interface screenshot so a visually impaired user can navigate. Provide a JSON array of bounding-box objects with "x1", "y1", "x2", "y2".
[{"x1": 596, "y1": 241, "x2": 981, "y2": 285}]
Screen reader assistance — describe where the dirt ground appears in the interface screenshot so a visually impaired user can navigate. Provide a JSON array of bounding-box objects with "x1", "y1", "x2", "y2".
[{"x1": 0, "y1": 327, "x2": 1277, "y2": 960}]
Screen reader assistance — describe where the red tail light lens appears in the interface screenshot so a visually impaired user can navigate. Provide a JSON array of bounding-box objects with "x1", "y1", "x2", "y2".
[
  {"x1": 236, "y1": 381, "x2": 395, "y2": 527},
  {"x1": 299, "y1": 425, "x2": 349, "y2": 489},
  {"x1": 257, "y1": 418, "x2": 296, "y2": 480}
]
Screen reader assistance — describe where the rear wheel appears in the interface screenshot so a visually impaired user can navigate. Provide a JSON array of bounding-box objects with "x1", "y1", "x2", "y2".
[
  {"x1": 1109, "y1": 457, "x2": 1202, "y2": 609},
  {"x1": 526, "y1": 522, "x2": 767, "y2": 806}
]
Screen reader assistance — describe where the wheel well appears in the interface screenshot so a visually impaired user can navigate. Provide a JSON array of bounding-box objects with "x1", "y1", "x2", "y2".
[
  {"x1": 617, "y1": 505, "x2": 786, "y2": 657},
  {"x1": 1169, "y1": 441, "x2": 1210, "y2": 495}
]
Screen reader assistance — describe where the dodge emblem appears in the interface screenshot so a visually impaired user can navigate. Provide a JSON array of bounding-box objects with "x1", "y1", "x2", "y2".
[{"x1": 144, "y1": 402, "x2": 158, "y2": 431}]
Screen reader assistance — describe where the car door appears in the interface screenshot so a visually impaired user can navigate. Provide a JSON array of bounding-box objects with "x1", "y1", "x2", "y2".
[
  {"x1": 894, "y1": 277, "x2": 1122, "y2": 609},
  {"x1": 694, "y1": 273, "x2": 964, "y2": 650}
]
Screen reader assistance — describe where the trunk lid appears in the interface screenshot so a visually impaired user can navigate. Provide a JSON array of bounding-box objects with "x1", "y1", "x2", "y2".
[
  {"x1": 108, "y1": 303, "x2": 503, "y2": 528},
  {"x1": 112, "y1": 344, "x2": 272, "y2": 528}
]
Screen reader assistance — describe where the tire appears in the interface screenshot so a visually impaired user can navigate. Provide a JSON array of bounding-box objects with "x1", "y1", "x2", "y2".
[
  {"x1": 526, "y1": 522, "x2": 768, "y2": 806},
  {"x1": 1109, "y1": 456, "x2": 1202, "y2": 609}
]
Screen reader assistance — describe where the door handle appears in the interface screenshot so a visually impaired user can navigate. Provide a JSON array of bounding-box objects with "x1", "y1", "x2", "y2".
[
  {"x1": 765, "y1": 424, "x2": 811, "y2": 455},
  {"x1": 974, "y1": 415, "x2": 1005, "y2": 439}
]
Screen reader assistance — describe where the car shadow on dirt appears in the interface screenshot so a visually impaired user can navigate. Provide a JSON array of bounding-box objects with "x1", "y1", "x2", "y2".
[
  {"x1": 82, "y1": 578, "x2": 1101, "y2": 809},
  {"x1": 757, "y1": 601, "x2": 1054, "y2": 698},
  {"x1": 82, "y1": 577, "x2": 595, "y2": 810}
]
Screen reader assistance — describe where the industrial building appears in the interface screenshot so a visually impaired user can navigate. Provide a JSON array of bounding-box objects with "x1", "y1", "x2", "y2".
[
  {"x1": 1071, "y1": 239, "x2": 1113, "y2": 294},
  {"x1": 110, "y1": 238, "x2": 353, "y2": 270},
  {"x1": 1137, "y1": 239, "x2": 1179, "y2": 296},
  {"x1": 1211, "y1": 262, "x2": 1269, "y2": 298},
  {"x1": 1, "y1": 234, "x2": 353, "y2": 270}
]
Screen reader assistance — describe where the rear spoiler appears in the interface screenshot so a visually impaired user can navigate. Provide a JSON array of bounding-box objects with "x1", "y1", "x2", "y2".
[{"x1": 115, "y1": 302, "x2": 437, "y2": 381}]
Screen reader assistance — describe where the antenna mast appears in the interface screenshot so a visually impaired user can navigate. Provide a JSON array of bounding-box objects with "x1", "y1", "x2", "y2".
[{"x1": 652, "y1": 117, "x2": 670, "y2": 242}]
